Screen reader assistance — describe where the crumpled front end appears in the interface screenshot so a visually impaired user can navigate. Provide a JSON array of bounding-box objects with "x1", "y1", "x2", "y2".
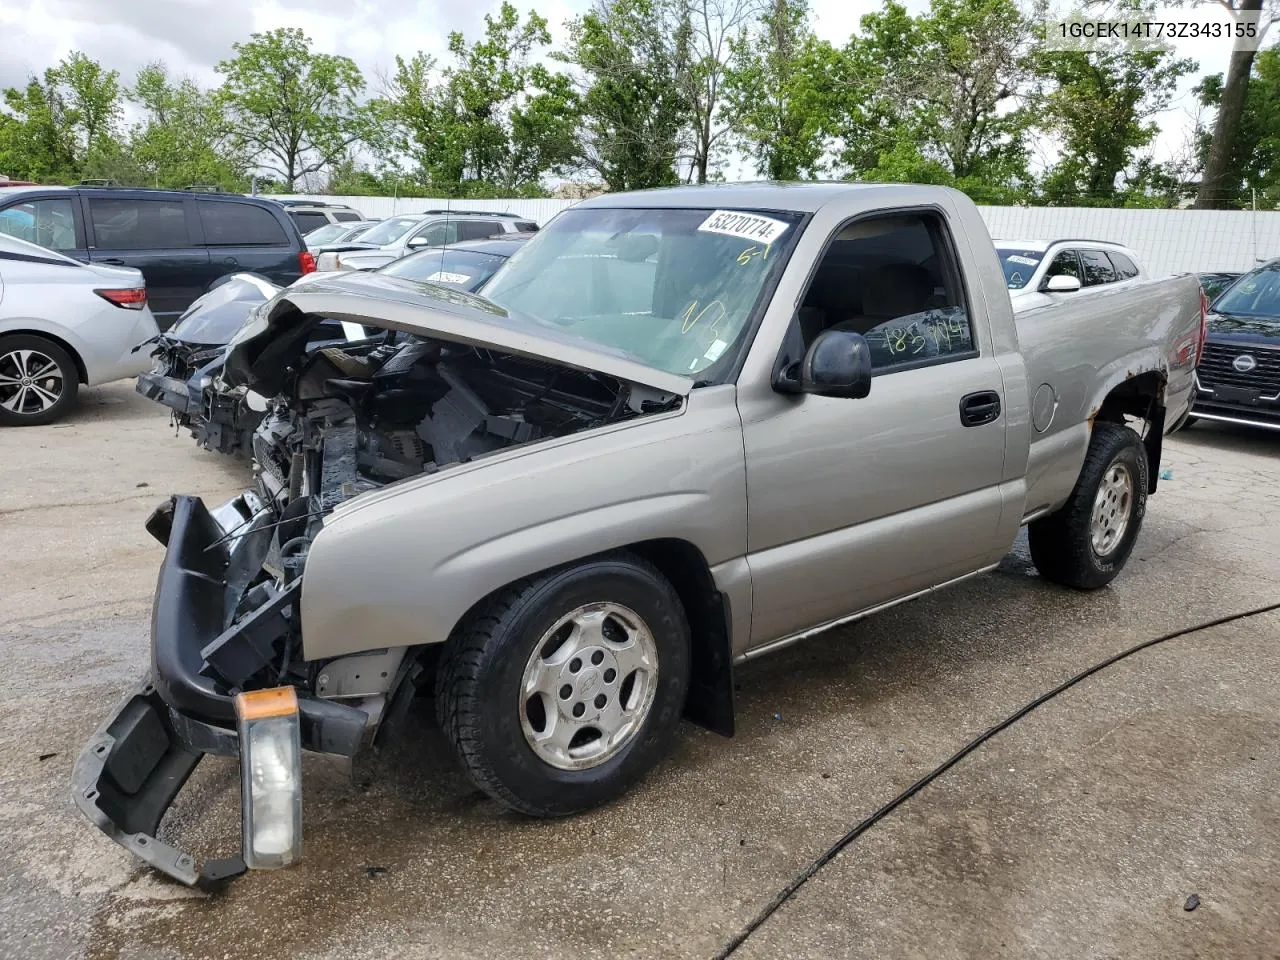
[
  {"x1": 136, "y1": 338, "x2": 262, "y2": 458},
  {"x1": 72, "y1": 493, "x2": 374, "y2": 887}
]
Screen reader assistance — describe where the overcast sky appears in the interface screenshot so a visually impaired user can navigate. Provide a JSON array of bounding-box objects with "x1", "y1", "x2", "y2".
[{"x1": 0, "y1": 0, "x2": 1238, "y2": 172}]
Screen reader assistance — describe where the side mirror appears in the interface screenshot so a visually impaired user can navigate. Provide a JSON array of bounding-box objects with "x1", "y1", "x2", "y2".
[
  {"x1": 407, "y1": 235, "x2": 431, "y2": 248},
  {"x1": 775, "y1": 328, "x2": 872, "y2": 399},
  {"x1": 1044, "y1": 274, "x2": 1081, "y2": 293}
]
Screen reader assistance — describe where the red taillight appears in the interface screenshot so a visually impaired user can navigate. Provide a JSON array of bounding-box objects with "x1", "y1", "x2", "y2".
[
  {"x1": 95, "y1": 288, "x2": 147, "y2": 310},
  {"x1": 1197, "y1": 286, "x2": 1210, "y2": 364},
  {"x1": 299, "y1": 250, "x2": 316, "y2": 275}
]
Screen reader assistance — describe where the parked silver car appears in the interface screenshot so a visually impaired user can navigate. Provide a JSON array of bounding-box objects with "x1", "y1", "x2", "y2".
[
  {"x1": 302, "y1": 219, "x2": 380, "y2": 252},
  {"x1": 314, "y1": 209, "x2": 538, "y2": 271},
  {"x1": 0, "y1": 233, "x2": 159, "y2": 425}
]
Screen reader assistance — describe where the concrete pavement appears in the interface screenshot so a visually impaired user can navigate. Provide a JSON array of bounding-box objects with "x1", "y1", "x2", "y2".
[{"x1": 0, "y1": 382, "x2": 1277, "y2": 960}]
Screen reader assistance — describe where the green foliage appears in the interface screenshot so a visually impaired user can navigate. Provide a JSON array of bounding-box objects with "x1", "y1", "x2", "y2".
[
  {"x1": 1195, "y1": 48, "x2": 1280, "y2": 207},
  {"x1": 126, "y1": 63, "x2": 246, "y2": 190},
  {"x1": 215, "y1": 27, "x2": 374, "y2": 189},
  {"x1": 1035, "y1": 19, "x2": 1195, "y2": 206},
  {"x1": 561, "y1": 0, "x2": 692, "y2": 191},
  {"x1": 721, "y1": 0, "x2": 827, "y2": 180},
  {"x1": 0, "y1": 53, "x2": 122, "y2": 183},
  {"x1": 379, "y1": 2, "x2": 576, "y2": 197},
  {"x1": 835, "y1": 0, "x2": 1039, "y2": 197}
]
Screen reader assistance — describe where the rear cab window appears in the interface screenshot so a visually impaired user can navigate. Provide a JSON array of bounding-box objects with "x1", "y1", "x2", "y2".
[
  {"x1": 198, "y1": 200, "x2": 290, "y2": 246},
  {"x1": 88, "y1": 197, "x2": 191, "y2": 248}
]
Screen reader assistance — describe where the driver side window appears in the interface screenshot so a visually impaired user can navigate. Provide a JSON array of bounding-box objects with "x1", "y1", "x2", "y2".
[
  {"x1": 1045, "y1": 250, "x2": 1082, "y2": 280},
  {"x1": 797, "y1": 212, "x2": 975, "y2": 373}
]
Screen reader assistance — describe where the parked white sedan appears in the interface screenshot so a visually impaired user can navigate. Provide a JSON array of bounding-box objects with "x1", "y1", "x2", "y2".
[
  {"x1": 996, "y1": 239, "x2": 1146, "y2": 312},
  {"x1": 0, "y1": 233, "x2": 159, "y2": 425}
]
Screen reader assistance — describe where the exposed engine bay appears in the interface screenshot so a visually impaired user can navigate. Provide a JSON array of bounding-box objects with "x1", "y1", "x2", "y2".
[
  {"x1": 193, "y1": 325, "x2": 680, "y2": 705},
  {"x1": 251, "y1": 330, "x2": 678, "y2": 512}
]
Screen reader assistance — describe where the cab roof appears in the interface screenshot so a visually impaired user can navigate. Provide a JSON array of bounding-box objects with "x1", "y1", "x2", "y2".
[{"x1": 574, "y1": 181, "x2": 946, "y2": 215}]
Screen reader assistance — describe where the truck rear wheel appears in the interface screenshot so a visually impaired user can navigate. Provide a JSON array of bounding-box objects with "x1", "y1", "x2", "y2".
[
  {"x1": 1029, "y1": 421, "x2": 1149, "y2": 590},
  {"x1": 435, "y1": 554, "x2": 691, "y2": 817}
]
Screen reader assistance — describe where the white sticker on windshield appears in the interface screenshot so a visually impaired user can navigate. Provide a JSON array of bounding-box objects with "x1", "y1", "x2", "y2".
[
  {"x1": 703, "y1": 338, "x2": 729, "y2": 362},
  {"x1": 698, "y1": 210, "x2": 791, "y2": 245},
  {"x1": 425, "y1": 271, "x2": 472, "y2": 285},
  {"x1": 1005, "y1": 255, "x2": 1039, "y2": 265}
]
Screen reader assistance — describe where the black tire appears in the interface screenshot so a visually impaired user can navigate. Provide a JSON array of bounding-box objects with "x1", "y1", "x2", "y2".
[
  {"x1": 1029, "y1": 421, "x2": 1149, "y2": 590},
  {"x1": 0, "y1": 334, "x2": 80, "y2": 426},
  {"x1": 435, "y1": 553, "x2": 691, "y2": 817}
]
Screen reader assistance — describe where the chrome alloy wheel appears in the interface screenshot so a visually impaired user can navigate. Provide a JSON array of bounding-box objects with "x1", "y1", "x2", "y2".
[
  {"x1": 1090, "y1": 461, "x2": 1133, "y2": 557},
  {"x1": 519, "y1": 602, "x2": 659, "y2": 770},
  {"x1": 0, "y1": 349, "x2": 64, "y2": 416}
]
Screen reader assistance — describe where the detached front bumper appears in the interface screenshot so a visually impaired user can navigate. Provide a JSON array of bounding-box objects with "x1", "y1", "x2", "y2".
[{"x1": 73, "y1": 495, "x2": 368, "y2": 887}]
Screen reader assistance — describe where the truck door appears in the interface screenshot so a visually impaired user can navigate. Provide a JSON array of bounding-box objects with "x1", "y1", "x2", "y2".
[{"x1": 739, "y1": 209, "x2": 1012, "y2": 647}]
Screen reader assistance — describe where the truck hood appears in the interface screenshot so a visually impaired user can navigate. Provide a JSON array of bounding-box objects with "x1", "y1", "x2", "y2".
[
  {"x1": 1205, "y1": 311, "x2": 1280, "y2": 344},
  {"x1": 222, "y1": 271, "x2": 696, "y2": 398}
]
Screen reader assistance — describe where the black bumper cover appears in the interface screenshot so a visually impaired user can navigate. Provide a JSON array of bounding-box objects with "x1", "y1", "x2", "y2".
[{"x1": 73, "y1": 495, "x2": 368, "y2": 887}]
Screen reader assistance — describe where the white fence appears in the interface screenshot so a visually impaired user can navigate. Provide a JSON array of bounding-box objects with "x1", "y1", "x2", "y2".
[{"x1": 270, "y1": 193, "x2": 1280, "y2": 277}]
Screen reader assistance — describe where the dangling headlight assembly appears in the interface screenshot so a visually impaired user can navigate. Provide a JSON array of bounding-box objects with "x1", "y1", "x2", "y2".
[{"x1": 234, "y1": 687, "x2": 303, "y2": 870}]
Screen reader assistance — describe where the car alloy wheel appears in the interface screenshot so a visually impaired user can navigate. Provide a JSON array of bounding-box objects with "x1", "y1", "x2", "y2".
[{"x1": 0, "y1": 348, "x2": 64, "y2": 417}]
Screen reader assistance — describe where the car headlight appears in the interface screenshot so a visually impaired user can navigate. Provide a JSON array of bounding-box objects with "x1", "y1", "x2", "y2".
[{"x1": 234, "y1": 687, "x2": 303, "y2": 869}]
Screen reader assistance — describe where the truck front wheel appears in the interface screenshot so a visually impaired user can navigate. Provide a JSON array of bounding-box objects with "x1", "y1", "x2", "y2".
[
  {"x1": 1029, "y1": 421, "x2": 1149, "y2": 590},
  {"x1": 435, "y1": 554, "x2": 691, "y2": 817}
]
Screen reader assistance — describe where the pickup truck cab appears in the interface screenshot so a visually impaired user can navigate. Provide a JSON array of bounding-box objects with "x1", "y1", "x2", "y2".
[
  {"x1": 74, "y1": 184, "x2": 1202, "y2": 886},
  {"x1": 996, "y1": 238, "x2": 1145, "y2": 310}
]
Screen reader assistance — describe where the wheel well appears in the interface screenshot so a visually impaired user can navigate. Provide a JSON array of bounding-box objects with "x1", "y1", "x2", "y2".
[
  {"x1": 435, "y1": 539, "x2": 737, "y2": 738},
  {"x1": 627, "y1": 539, "x2": 735, "y2": 737},
  {"x1": 1094, "y1": 371, "x2": 1166, "y2": 494},
  {"x1": 0, "y1": 329, "x2": 88, "y2": 383}
]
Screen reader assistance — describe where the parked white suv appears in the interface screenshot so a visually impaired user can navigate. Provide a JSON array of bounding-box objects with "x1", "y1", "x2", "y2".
[
  {"x1": 995, "y1": 239, "x2": 1145, "y2": 311},
  {"x1": 315, "y1": 210, "x2": 538, "y2": 271}
]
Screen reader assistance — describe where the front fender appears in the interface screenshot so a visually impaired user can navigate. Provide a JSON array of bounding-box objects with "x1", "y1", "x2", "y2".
[{"x1": 299, "y1": 385, "x2": 748, "y2": 661}]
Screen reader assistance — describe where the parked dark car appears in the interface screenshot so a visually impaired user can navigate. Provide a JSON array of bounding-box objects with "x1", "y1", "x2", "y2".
[
  {"x1": 1198, "y1": 271, "x2": 1242, "y2": 303},
  {"x1": 137, "y1": 236, "x2": 529, "y2": 454},
  {"x1": 0, "y1": 186, "x2": 314, "y2": 329},
  {"x1": 1188, "y1": 260, "x2": 1280, "y2": 432}
]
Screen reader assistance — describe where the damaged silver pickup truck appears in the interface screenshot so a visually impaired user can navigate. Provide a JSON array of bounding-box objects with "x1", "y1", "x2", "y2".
[{"x1": 75, "y1": 183, "x2": 1204, "y2": 887}]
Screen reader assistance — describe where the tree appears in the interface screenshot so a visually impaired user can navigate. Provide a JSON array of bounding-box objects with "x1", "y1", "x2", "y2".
[
  {"x1": 1036, "y1": 42, "x2": 1196, "y2": 205},
  {"x1": 216, "y1": 28, "x2": 375, "y2": 189},
  {"x1": 0, "y1": 53, "x2": 122, "y2": 183},
  {"x1": 682, "y1": 0, "x2": 767, "y2": 182},
  {"x1": 561, "y1": 0, "x2": 693, "y2": 191},
  {"x1": 721, "y1": 0, "x2": 827, "y2": 179},
  {"x1": 1194, "y1": 0, "x2": 1274, "y2": 207},
  {"x1": 1195, "y1": 46, "x2": 1280, "y2": 205},
  {"x1": 127, "y1": 62, "x2": 246, "y2": 190},
  {"x1": 824, "y1": 0, "x2": 1038, "y2": 201},
  {"x1": 380, "y1": 3, "x2": 578, "y2": 195}
]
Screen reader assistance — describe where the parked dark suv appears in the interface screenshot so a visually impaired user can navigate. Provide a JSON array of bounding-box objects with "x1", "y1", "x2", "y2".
[
  {"x1": 0, "y1": 186, "x2": 314, "y2": 329},
  {"x1": 1188, "y1": 259, "x2": 1280, "y2": 432}
]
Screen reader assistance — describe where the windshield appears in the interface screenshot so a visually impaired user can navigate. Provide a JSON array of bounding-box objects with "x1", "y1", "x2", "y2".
[
  {"x1": 995, "y1": 248, "x2": 1045, "y2": 289},
  {"x1": 379, "y1": 248, "x2": 508, "y2": 292},
  {"x1": 357, "y1": 216, "x2": 421, "y2": 247},
  {"x1": 304, "y1": 223, "x2": 347, "y2": 245},
  {"x1": 1213, "y1": 265, "x2": 1280, "y2": 321},
  {"x1": 481, "y1": 206, "x2": 802, "y2": 379}
]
